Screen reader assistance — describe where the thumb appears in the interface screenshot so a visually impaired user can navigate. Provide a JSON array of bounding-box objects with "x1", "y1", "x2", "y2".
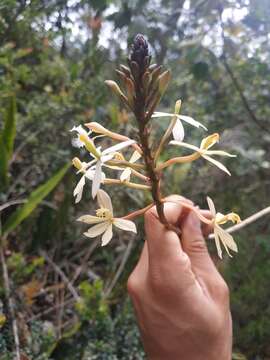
[
  {"x1": 181, "y1": 210, "x2": 217, "y2": 274},
  {"x1": 145, "y1": 200, "x2": 185, "y2": 266},
  {"x1": 145, "y1": 200, "x2": 204, "y2": 294}
]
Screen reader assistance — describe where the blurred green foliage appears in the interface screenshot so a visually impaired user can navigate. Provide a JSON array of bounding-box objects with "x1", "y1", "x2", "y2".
[{"x1": 0, "y1": 0, "x2": 269, "y2": 359}]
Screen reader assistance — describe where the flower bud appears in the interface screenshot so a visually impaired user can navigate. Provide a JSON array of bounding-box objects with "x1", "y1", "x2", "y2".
[
  {"x1": 158, "y1": 70, "x2": 171, "y2": 95},
  {"x1": 79, "y1": 134, "x2": 100, "y2": 158},
  {"x1": 129, "y1": 34, "x2": 150, "y2": 71},
  {"x1": 85, "y1": 122, "x2": 134, "y2": 144},
  {"x1": 174, "y1": 100, "x2": 182, "y2": 114},
  {"x1": 85, "y1": 122, "x2": 110, "y2": 136},
  {"x1": 72, "y1": 157, "x2": 83, "y2": 170},
  {"x1": 105, "y1": 80, "x2": 130, "y2": 108},
  {"x1": 105, "y1": 80, "x2": 125, "y2": 98}
]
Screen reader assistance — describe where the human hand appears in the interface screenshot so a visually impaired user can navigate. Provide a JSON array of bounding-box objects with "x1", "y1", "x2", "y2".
[{"x1": 127, "y1": 195, "x2": 232, "y2": 360}]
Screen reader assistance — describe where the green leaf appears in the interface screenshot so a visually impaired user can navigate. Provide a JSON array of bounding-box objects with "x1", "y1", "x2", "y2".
[
  {"x1": 2, "y1": 163, "x2": 71, "y2": 235},
  {"x1": 0, "y1": 96, "x2": 16, "y2": 189},
  {"x1": 191, "y1": 62, "x2": 209, "y2": 80},
  {"x1": 0, "y1": 136, "x2": 8, "y2": 189},
  {"x1": 2, "y1": 95, "x2": 16, "y2": 158}
]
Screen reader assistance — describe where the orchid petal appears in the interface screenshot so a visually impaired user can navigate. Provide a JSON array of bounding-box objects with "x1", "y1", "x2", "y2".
[
  {"x1": 129, "y1": 150, "x2": 141, "y2": 163},
  {"x1": 172, "y1": 119, "x2": 185, "y2": 142},
  {"x1": 114, "y1": 218, "x2": 137, "y2": 233},
  {"x1": 178, "y1": 115, "x2": 207, "y2": 130},
  {"x1": 70, "y1": 125, "x2": 89, "y2": 136},
  {"x1": 200, "y1": 133, "x2": 219, "y2": 150},
  {"x1": 84, "y1": 168, "x2": 95, "y2": 180},
  {"x1": 97, "y1": 189, "x2": 113, "y2": 214},
  {"x1": 206, "y1": 196, "x2": 216, "y2": 217},
  {"x1": 101, "y1": 224, "x2": 113, "y2": 246},
  {"x1": 120, "y1": 168, "x2": 132, "y2": 182},
  {"x1": 84, "y1": 222, "x2": 109, "y2": 238},
  {"x1": 152, "y1": 112, "x2": 173, "y2": 118},
  {"x1": 206, "y1": 150, "x2": 236, "y2": 157},
  {"x1": 77, "y1": 215, "x2": 104, "y2": 224},
  {"x1": 216, "y1": 226, "x2": 238, "y2": 253},
  {"x1": 102, "y1": 139, "x2": 135, "y2": 155},
  {"x1": 169, "y1": 140, "x2": 199, "y2": 152},
  {"x1": 101, "y1": 153, "x2": 115, "y2": 163},
  {"x1": 70, "y1": 125, "x2": 91, "y2": 149},
  {"x1": 152, "y1": 112, "x2": 207, "y2": 131},
  {"x1": 92, "y1": 161, "x2": 102, "y2": 198},
  {"x1": 202, "y1": 155, "x2": 231, "y2": 175},
  {"x1": 72, "y1": 137, "x2": 84, "y2": 148},
  {"x1": 73, "y1": 176, "x2": 85, "y2": 203},
  {"x1": 214, "y1": 229, "x2": 223, "y2": 259}
]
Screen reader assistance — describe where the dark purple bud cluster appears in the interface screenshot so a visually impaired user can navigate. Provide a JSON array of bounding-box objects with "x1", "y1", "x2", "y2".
[
  {"x1": 129, "y1": 34, "x2": 151, "y2": 71},
  {"x1": 106, "y1": 33, "x2": 170, "y2": 120}
]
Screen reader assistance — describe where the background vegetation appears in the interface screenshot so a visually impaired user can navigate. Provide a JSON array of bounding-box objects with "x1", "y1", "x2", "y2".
[{"x1": 0, "y1": 0, "x2": 269, "y2": 359}]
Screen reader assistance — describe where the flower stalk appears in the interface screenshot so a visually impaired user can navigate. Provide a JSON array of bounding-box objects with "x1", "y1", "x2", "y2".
[{"x1": 124, "y1": 34, "x2": 174, "y2": 229}]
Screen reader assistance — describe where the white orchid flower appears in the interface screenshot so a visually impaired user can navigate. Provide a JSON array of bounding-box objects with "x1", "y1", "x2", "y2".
[
  {"x1": 88, "y1": 139, "x2": 136, "y2": 198},
  {"x1": 170, "y1": 133, "x2": 236, "y2": 175},
  {"x1": 120, "y1": 151, "x2": 141, "y2": 182},
  {"x1": 152, "y1": 100, "x2": 207, "y2": 142},
  {"x1": 72, "y1": 158, "x2": 106, "y2": 203},
  {"x1": 207, "y1": 196, "x2": 241, "y2": 258},
  {"x1": 70, "y1": 125, "x2": 135, "y2": 198},
  {"x1": 70, "y1": 125, "x2": 92, "y2": 148},
  {"x1": 77, "y1": 189, "x2": 137, "y2": 246}
]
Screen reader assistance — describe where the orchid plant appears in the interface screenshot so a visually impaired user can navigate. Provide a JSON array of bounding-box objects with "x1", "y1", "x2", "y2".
[{"x1": 71, "y1": 34, "x2": 241, "y2": 259}]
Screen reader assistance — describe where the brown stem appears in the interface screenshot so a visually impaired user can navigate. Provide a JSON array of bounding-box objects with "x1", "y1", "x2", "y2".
[
  {"x1": 139, "y1": 123, "x2": 169, "y2": 224},
  {"x1": 122, "y1": 202, "x2": 155, "y2": 220},
  {"x1": 0, "y1": 239, "x2": 21, "y2": 360},
  {"x1": 133, "y1": 77, "x2": 170, "y2": 229}
]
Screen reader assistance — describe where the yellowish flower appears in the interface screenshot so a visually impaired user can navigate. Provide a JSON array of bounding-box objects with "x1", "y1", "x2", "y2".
[
  {"x1": 72, "y1": 157, "x2": 105, "y2": 203},
  {"x1": 77, "y1": 189, "x2": 137, "y2": 246},
  {"x1": 120, "y1": 151, "x2": 141, "y2": 182},
  {"x1": 207, "y1": 196, "x2": 241, "y2": 258},
  {"x1": 170, "y1": 133, "x2": 236, "y2": 175}
]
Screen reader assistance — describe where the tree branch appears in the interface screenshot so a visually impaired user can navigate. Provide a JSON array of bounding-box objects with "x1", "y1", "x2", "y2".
[
  {"x1": 218, "y1": 8, "x2": 270, "y2": 134},
  {"x1": 40, "y1": 251, "x2": 80, "y2": 302}
]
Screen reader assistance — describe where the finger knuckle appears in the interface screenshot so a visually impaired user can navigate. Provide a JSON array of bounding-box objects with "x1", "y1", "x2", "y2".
[
  {"x1": 215, "y1": 277, "x2": 230, "y2": 301},
  {"x1": 186, "y1": 236, "x2": 207, "y2": 253},
  {"x1": 127, "y1": 273, "x2": 141, "y2": 297}
]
